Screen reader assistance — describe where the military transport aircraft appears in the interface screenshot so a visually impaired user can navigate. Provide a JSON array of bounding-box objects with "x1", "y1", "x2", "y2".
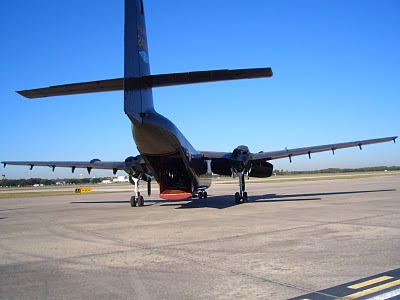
[{"x1": 2, "y1": 0, "x2": 397, "y2": 207}]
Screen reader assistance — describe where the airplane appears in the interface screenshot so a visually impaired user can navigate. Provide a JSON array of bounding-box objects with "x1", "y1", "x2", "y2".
[{"x1": 2, "y1": 0, "x2": 397, "y2": 207}]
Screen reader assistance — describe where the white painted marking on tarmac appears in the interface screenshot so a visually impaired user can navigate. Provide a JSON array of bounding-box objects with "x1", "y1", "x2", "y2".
[{"x1": 365, "y1": 287, "x2": 400, "y2": 300}]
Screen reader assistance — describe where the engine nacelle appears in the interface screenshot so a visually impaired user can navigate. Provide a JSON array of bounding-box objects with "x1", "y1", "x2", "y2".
[
  {"x1": 191, "y1": 155, "x2": 208, "y2": 175},
  {"x1": 249, "y1": 161, "x2": 273, "y2": 178},
  {"x1": 211, "y1": 159, "x2": 232, "y2": 176}
]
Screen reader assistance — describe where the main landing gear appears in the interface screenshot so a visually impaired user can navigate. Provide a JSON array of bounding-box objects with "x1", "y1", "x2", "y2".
[
  {"x1": 233, "y1": 169, "x2": 248, "y2": 205},
  {"x1": 129, "y1": 175, "x2": 148, "y2": 207},
  {"x1": 198, "y1": 190, "x2": 208, "y2": 199}
]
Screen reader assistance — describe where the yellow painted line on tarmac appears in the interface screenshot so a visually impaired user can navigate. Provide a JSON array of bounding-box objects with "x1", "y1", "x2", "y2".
[
  {"x1": 348, "y1": 276, "x2": 393, "y2": 290},
  {"x1": 339, "y1": 279, "x2": 400, "y2": 299}
]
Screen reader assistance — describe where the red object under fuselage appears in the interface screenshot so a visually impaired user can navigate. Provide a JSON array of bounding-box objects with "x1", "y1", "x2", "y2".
[{"x1": 160, "y1": 189, "x2": 192, "y2": 200}]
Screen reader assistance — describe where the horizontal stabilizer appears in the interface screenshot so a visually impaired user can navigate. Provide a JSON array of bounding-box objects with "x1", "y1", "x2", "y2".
[
  {"x1": 17, "y1": 78, "x2": 123, "y2": 99},
  {"x1": 144, "y1": 68, "x2": 273, "y2": 88},
  {"x1": 17, "y1": 68, "x2": 272, "y2": 98}
]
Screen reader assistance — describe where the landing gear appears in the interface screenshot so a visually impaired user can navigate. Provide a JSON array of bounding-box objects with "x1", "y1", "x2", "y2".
[
  {"x1": 233, "y1": 170, "x2": 249, "y2": 204},
  {"x1": 130, "y1": 196, "x2": 136, "y2": 207},
  {"x1": 129, "y1": 175, "x2": 145, "y2": 207},
  {"x1": 235, "y1": 192, "x2": 241, "y2": 204},
  {"x1": 198, "y1": 191, "x2": 208, "y2": 199},
  {"x1": 243, "y1": 191, "x2": 248, "y2": 203}
]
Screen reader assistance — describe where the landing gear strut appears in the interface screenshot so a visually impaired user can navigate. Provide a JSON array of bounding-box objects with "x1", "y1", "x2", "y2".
[
  {"x1": 129, "y1": 175, "x2": 144, "y2": 207},
  {"x1": 233, "y1": 169, "x2": 248, "y2": 204}
]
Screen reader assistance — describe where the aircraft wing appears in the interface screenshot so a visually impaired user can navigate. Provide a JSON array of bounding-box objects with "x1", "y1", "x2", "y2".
[
  {"x1": 1, "y1": 159, "x2": 139, "y2": 175},
  {"x1": 201, "y1": 136, "x2": 397, "y2": 161}
]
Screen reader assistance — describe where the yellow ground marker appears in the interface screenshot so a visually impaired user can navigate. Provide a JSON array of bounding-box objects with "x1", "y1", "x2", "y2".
[
  {"x1": 75, "y1": 188, "x2": 92, "y2": 193},
  {"x1": 340, "y1": 279, "x2": 400, "y2": 299},
  {"x1": 348, "y1": 276, "x2": 393, "y2": 289}
]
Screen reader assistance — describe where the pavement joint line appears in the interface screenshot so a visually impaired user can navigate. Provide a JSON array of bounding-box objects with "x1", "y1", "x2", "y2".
[
  {"x1": 149, "y1": 212, "x2": 400, "y2": 249},
  {"x1": 1, "y1": 205, "x2": 320, "y2": 295},
  {"x1": 5, "y1": 204, "x2": 399, "y2": 252},
  {"x1": 0, "y1": 244, "x2": 136, "y2": 299},
  {"x1": 2, "y1": 198, "x2": 399, "y2": 298},
  {"x1": 334, "y1": 222, "x2": 400, "y2": 230}
]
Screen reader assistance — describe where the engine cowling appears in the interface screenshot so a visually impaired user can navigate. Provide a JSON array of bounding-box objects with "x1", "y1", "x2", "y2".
[
  {"x1": 249, "y1": 161, "x2": 273, "y2": 178},
  {"x1": 211, "y1": 159, "x2": 232, "y2": 176}
]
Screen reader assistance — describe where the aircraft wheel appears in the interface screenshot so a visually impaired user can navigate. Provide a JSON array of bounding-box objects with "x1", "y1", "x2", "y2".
[
  {"x1": 235, "y1": 192, "x2": 241, "y2": 204},
  {"x1": 130, "y1": 196, "x2": 136, "y2": 207},
  {"x1": 138, "y1": 195, "x2": 144, "y2": 207},
  {"x1": 203, "y1": 191, "x2": 208, "y2": 199},
  {"x1": 243, "y1": 192, "x2": 248, "y2": 203},
  {"x1": 199, "y1": 191, "x2": 203, "y2": 199}
]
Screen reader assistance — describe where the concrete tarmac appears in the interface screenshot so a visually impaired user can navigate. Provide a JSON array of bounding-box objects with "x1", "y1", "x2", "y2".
[{"x1": 0, "y1": 176, "x2": 399, "y2": 299}]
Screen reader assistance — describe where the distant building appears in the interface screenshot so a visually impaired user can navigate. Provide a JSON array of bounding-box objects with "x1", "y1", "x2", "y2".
[
  {"x1": 112, "y1": 176, "x2": 129, "y2": 183},
  {"x1": 101, "y1": 179, "x2": 112, "y2": 184},
  {"x1": 1, "y1": 175, "x2": 5, "y2": 180}
]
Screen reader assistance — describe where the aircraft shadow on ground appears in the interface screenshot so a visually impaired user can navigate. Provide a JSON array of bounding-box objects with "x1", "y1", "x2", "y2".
[
  {"x1": 70, "y1": 189, "x2": 395, "y2": 210},
  {"x1": 159, "y1": 188, "x2": 396, "y2": 210}
]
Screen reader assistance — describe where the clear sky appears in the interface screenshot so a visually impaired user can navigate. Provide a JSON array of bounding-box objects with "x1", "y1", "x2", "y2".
[{"x1": 1, "y1": 0, "x2": 399, "y2": 179}]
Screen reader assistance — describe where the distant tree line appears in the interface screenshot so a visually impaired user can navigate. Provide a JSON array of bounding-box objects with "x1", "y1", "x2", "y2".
[
  {"x1": 274, "y1": 166, "x2": 400, "y2": 175},
  {"x1": 0, "y1": 177, "x2": 109, "y2": 187},
  {"x1": 2, "y1": 166, "x2": 399, "y2": 187}
]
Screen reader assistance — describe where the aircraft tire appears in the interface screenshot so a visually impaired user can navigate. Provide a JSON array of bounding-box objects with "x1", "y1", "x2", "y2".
[
  {"x1": 130, "y1": 196, "x2": 136, "y2": 207},
  {"x1": 203, "y1": 191, "x2": 208, "y2": 199},
  {"x1": 235, "y1": 192, "x2": 241, "y2": 204},
  {"x1": 243, "y1": 192, "x2": 248, "y2": 203},
  {"x1": 199, "y1": 192, "x2": 203, "y2": 199},
  {"x1": 138, "y1": 195, "x2": 144, "y2": 207}
]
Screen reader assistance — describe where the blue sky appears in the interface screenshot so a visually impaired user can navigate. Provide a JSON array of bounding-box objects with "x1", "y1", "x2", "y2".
[{"x1": 1, "y1": 0, "x2": 399, "y2": 179}]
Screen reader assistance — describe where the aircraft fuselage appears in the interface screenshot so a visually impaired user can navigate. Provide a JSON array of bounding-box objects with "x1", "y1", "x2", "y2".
[{"x1": 129, "y1": 110, "x2": 212, "y2": 200}]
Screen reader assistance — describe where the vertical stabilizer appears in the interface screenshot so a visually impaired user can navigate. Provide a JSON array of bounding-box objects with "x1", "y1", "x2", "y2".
[{"x1": 124, "y1": 0, "x2": 154, "y2": 126}]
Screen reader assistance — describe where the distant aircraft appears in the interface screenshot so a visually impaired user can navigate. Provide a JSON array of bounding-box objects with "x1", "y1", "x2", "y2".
[{"x1": 2, "y1": 0, "x2": 397, "y2": 207}]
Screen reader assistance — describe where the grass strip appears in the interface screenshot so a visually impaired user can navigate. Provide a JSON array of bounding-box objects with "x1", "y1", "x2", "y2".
[{"x1": 217, "y1": 173, "x2": 400, "y2": 184}]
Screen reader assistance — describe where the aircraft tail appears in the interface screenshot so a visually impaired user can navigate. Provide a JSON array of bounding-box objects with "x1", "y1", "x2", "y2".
[
  {"x1": 124, "y1": 0, "x2": 154, "y2": 126},
  {"x1": 16, "y1": 0, "x2": 273, "y2": 109}
]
